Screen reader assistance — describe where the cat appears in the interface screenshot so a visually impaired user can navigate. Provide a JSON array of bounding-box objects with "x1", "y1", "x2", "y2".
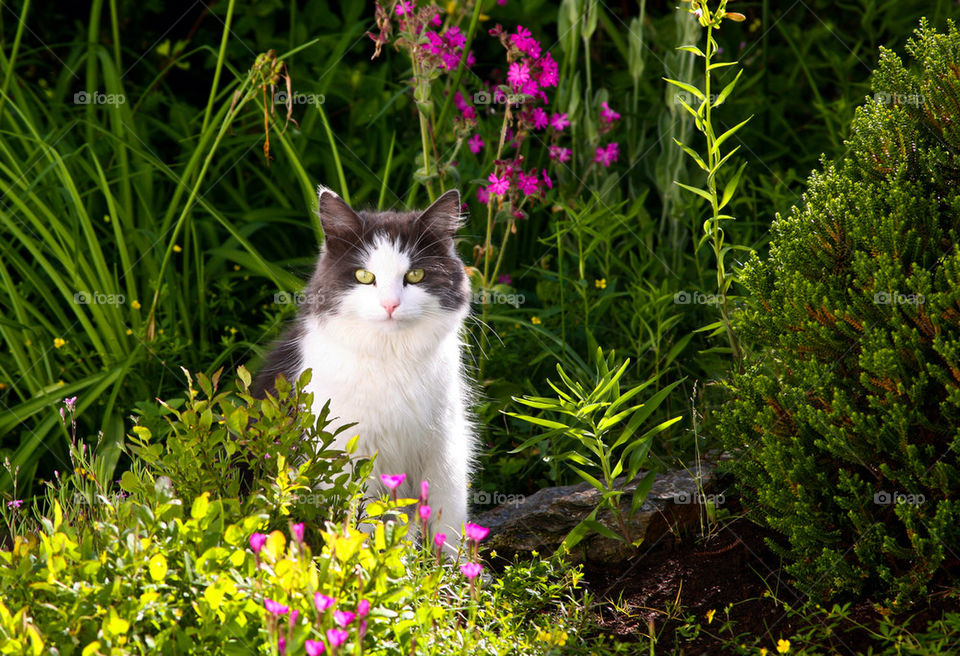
[{"x1": 252, "y1": 186, "x2": 475, "y2": 543}]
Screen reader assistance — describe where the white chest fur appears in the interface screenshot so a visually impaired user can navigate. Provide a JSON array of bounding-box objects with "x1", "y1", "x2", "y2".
[{"x1": 296, "y1": 313, "x2": 473, "y2": 538}]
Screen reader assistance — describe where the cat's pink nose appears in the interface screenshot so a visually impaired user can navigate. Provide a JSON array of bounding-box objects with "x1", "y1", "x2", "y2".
[{"x1": 382, "y1": 299, "x2": 400, "y2": 317}]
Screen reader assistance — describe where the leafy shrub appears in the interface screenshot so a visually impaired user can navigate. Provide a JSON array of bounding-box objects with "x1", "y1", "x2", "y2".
[
  {"x1": 0, "y1": 371, "x2": 605, "y2": 655},
  {"x1": 718, "y1": 20, "x2": 960, "y2": 606}
]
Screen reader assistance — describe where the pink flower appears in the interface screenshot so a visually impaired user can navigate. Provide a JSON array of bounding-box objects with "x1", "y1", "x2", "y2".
[
  {"x1": 594, "y1": 142, "x2": 620, "y2": 167},
  {"x1": 291, "y1": 522, "x2": 304, "y2": 544},
  {"x1": 468, "y1": 134, "x2": 484, "y2": 154},
  {"x1": 264, "y1": 599, "x2": 289, "y2": 616},
  {"x1": 278, "y1": 636, "x2": 286, "y2": 655},
  {"x1": 600, "y1": 101, "x2": 621, "y2": 123},
  {"x1": 549, "y1": 146, "x2": 571, "y2": 163},
  {"x1": 477, "y1": 186, "x2": 490, "y2": 204},
  {"x1": 510, "y1": 26, "x2": 541, "y2": 58},
  {"x1": 7, "y1": 499, "x2": 23, "y2": 509},
  {"x1": 64, "y1": 396, "x2": 78, "y2": 412},
  {"x1": 537, "y1": 53, "x2": 559, "y2": 88},
  {"x1": 465, "y1": 523, "x2": 490, "y2": 542},
  {"x1": 420, "y1": 479, "x2": 430, "y2": 501},
  {"x1": 542, "y1": 169, "x2": 553, "y2": 190},
  {"x1": 434, "y1": 532, "x2": 447, "y2": 548},
  {"x1": 418, "y1": 504, "x2": 432, "y2": 521},
  {"x1": 431, "y1": 14, "x2": 442, "y2": 27},
  {"x1": 507, "y1": 61, "x2": 531, "y2": 92},
  {"x1": 327, "y1": 629, "x2": 349, "y2": 648},
  {"x1": 445, "y1": 26, "x2": 466, "y2": 49},
  {"x1": 334, "y1": 610, "x2": 355, "y2": 627},
  {"x1": 454, "y1": 91, "x2": 476, "y2": 121},
  {"x1": 395, "y1": 0, "x2": 413, "y2": 16},
  {"x1": 487, "y1": 173, "x2": 510, "y2": 197},
  {"x1": 550, "y1": 113, "x2": 569, "y2": 131},
  {"x1": 359, "y1": 620, "x2": 368, "y2": 639},
  {"x1": 498, "y1": 274, "x2": 512, "y2": 285},
  {"x1": 460, "y1": 562, "x2": 484, "y2": 580},
  {"x1": 357, "y1": 599, "x2": 370, "y2": 618},
  {"x1": 531, "y1": 107, "x2": 548, "y2": 130},
  {"x1": 305, "y1": 641, "x2": 326, "y2": 656},
  {"x1": 249, "y1": 533, "x2": 267, "y2": 553},
  {"x1": 289, "y1": 609, "x2": 300, "y2": 627},
  {"x1": 314, "y1": 593, "x2": 336, "y2": 612},
  {"x1": 517, "y1": 171, "x2": 539, "y2": 196},
  {"x1": 380, "y1": 473, "x2": 406, "y2": 490}
]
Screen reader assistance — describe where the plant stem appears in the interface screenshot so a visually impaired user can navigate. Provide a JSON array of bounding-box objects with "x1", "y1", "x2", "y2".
[{"x1": 201, "y1": 0, "x2": 236, "y2": 137}]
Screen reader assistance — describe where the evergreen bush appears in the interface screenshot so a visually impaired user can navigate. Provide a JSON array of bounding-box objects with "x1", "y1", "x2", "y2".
[{"x1": 718, "y1": 19, "x2": 960, "y2": 606}]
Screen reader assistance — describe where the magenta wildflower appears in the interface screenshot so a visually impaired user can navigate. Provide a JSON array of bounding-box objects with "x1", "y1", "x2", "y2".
[
  {"x1": 510, "y1": 26, "x2": 542, "y2": 58},
  {"x1": 507, "y1": 61, "x2": 531, "y2": 92},
  {"x1": 359, "y1": 620, "x2": 368, "y2": 639},
  {"x1": 289, "y1": 609, "x2": 300, "y2": 627},
  {"x1": 468, "y1": 134, "x2": 484, "y2": 154},
  {"x1": 314, "y1": 593, "x2": 336, "y2": 612},
  {"x1": 487, "y1": 173, "x2": 510, "y2": 197},
  {"x1": 434, "y1": 532, "x2": 447, "y2": 548},
  {"x1": 418, "y1": 504, "x2": 432, "y2": 521},
  {"x1": 249, "y1": 533, "x2": 267, "y2": 553},
  {"x1": 395, "y1": 0, "x2": 413, "y2": 16},
  {"x1": 542, "y1": 169, "x2": 553, "y2": 190},
  {"x1": 600, "y1": 101, "x2": 621, "y2": 123},
  {"x1": 477, "y1": 186, "x2": 490, "y2": 204},
  {"x1": 465, "y1": 523, "x2": 490, "y2": 542},
  {"x1": 445, "y1": 25, "x2": 466, "y2": 49},
  {"x1": 594, "y1": 142, "x2": 620, "y2": 167},
  {"x1": 278, "y1": 635, "x2": 286, "y2": 655},
  {"x1": 264, "y1": 599, "x2": 290, "y2": 616},
  {"x1": 537, "y1": 52, "x2": 559, "y2": 88},
  {"x1": 498, "y1": 274, "x2": 512, "y2": 285},
  {"x1": 291, "y1": 522, "x2": 305, "y2": 544},
  {"x1": 380, "y1": 473, "x2": 406, "y2": 490},
  {"x1": 431, "y1": 14, "x2": 442, "y2": 27},
  {"x1": 549, "y1": 146, "x2": 571, "y2": 163},
  {"x1": 7, "y1": 499, "x2": 23, "y2": 509},
  {"x1": 531, "y1": 107, "x2": 549, "y2": 130},
  {"x1": 334, "y1": 610, "x2": 355, "y2": 627},
  {"x1": 357, "y1": 599, "x2": 370, "y2": 618},
  {"x1": 420, "y1": 479, "x2": 430, "y2": 501},
  {"x1": 517, "y1": 171, "x2": 539, "y2": 196},
  {"x1": 549, "y1": 112, "x2": 569, "y2": 131},
  {"x1": 327, "y1": 629, "x2": 349, "y2": 648},
  {"x1": 460, "y1": 562, "x2": 484, "y2": 580},
  {"x1": 63, "y1": 396, "x2": 78, "y2": 413},
  {"x1": 305, "y1": 641, "x2": 326, "y2": 656},
  {"x1": 454, "y1": 91, "x2": 476, "y2": 121}
]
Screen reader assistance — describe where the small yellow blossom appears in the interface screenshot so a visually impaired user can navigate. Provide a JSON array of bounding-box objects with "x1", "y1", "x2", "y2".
[
  {"x1": 531, "y1": 317, "x2": 542, "y2": 325},
  {"x1": 53, "y1": 338, "x2": 66, "y2": 349},
  {"x1": 595, "y1": 278, "x2": 607, "y2": 289},
  {"x1": 173, "y1": 244, "x2": 182, "y2": 253},
  {"x1": 0, "y1": 382, "x2": 6, "y2": 390},
  {"x1": 126, "y1": 329, "x2": 133, "y2": 335},
  {"x1": 233, "y1": 265, "x2": 241, "y2": 271},
  {"x1": 705, "y1": 609, "x2": 716, "y2": 624},
  {"x1": 229, "y1": 327, "x2": 237, "y2": 335},
  {"x1": 760, "y1": 649, "x2": 768, "y2": 656},
  {"x1": 777, "y1": 639, "x2": 791, "y2": 654},
  {"x1": 131, "y1": 300, "x2": 141, "y2": 310}
]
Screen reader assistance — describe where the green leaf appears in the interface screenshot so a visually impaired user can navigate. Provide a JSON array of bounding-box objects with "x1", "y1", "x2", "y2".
[
  {"x1": 713, "y1": 116, "x2": 753, "y2": 153},
  {"x1": 674, "y1": 181, "x2": 714, "y2": 204},
  {"x1": 676, "y1": 45, "x2": 705, "y2": 57},
  {"x1": 569, "y1": 465, "x2": 605, "y2": 492},
  {"x1": 191, "y1": 492, "x2": 210, "y2": 520},
  {"x1": 673, "y1": 139, "x2": 708, "y2": 171},
  {"x1": 713, "y1": 69, "x2": 744, "y2": 107},
  {"x1": 148, "y1": 553, "x2": 167, "y2": 582},
  {"x1": 663, "y1": 77, "x2": 705, "y2": 102},
  {"x1": 720, "y1": 162, "x2": 748, "y2": 210}
]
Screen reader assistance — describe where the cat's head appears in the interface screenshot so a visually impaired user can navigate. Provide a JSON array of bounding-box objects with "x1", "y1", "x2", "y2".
[{"x1": 303, "y1": 187, "x2": 470, "y2": 335}]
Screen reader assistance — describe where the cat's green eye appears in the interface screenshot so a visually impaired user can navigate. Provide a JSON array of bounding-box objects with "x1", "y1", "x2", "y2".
[
  {"x1": 405, "y1": 269, "x2": 425, "y2": 284},
  {"x1": 355, "y1": 269, "x2": 375, "y2": 284}
]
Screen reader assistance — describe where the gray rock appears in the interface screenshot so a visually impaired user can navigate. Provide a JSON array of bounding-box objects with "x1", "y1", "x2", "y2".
[{"x1": 473, "y1": 463, "x2": 717, "y2": 563}]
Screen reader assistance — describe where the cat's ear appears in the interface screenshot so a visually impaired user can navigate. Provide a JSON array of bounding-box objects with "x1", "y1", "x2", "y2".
[
  {"x1": 317, "y1": 185, "x2": 362, "y2": 241},
  {"x1": 417, "y1": 189, "x2": 462, "y2": 236}
]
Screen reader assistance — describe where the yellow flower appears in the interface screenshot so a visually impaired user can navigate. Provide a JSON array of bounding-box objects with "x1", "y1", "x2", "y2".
[
  {"x1": 173, "y1": 244, "x2": 182, "y2": 253},
  {"x1": 233, "y1": 265, "x2": 241, "y2": 271},
  {"x1": 126, "y1": 329, "x2": 133, "y2": 335},
  {"x1": 760, "y1": 650, "x2": 768, "y2": 656},
  {"x1": 531, "y1": 317, "x2": 542, "y2": 325},
  {"x1": 705, "y1": 609, "x2": 716, "y2": 624},
  {"x1": 0, "y1": 382, "x2": 6, "y2": 390},
  {"x1": 595, "y1": 278, "x2": 607, "y2": 289},
  {"x1": 53, "y1": 338, "x2": 66, "y2": 349},
  {"x1": 777, "y1": 639, "x2": 791, "y2": 654},
  {"x1": 229, "y1": 327, "x2": 237, "y2": 335},
  {"x1": 131, "y1": 300, "x2": 141, "y2": 310}
]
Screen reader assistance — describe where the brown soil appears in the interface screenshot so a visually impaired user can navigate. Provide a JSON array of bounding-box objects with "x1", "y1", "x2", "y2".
[{"x1": 580, "y1": 494, "x2": 960, "y2": 655}]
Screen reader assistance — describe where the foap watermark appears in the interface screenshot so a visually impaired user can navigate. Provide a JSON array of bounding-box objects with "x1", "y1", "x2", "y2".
[
  {"x1": 473, "y1": 290, "x2": 525, "y2": 308},
  {"x1": 274, "y1": 291, "x2": 327, "y2": 306},
  {"x1": 673, "y1": 91, "x2": 721, "y2": 106},
  {"x1": 874, "y1": 491, "x2": 925, "y2": 506},
  {"x1": 472, "y1": 90, "x2": 528, "y2": 106},
  {"x1": 74, "y1": 291, "x2": 126, "y2": 306},
  {"x1": 674, "y1": 290, "x2": 725, "y2": 306},
  {"x1": 873, "y1": 291, "x2": 924, "y2": 306},
  {"x1": 274, "y1": 91, "x2": 326, "y2": 106},
  {"x1": 473, "y1": 490, "x2": 525, "y2": 507},
  {"x1": 874, "y1": 92, "x2": 924, "y2": 106},
  {"x1": 673, "y1": 491, "x2": 726, "y2": 506},
  {"x1": 73, "y1": 90, "x2": 126, "y2": 106}
]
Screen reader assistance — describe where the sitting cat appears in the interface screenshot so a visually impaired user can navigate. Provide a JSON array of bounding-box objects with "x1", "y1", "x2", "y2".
[{"x1": 252, "y1": 186, "x2": 475, "y2": 542}]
